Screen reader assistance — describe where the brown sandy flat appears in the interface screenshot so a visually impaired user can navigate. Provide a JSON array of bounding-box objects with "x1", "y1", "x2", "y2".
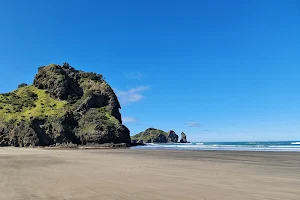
[{"x1": 0, "y1": 147, "x2": 299, "y2": 200}]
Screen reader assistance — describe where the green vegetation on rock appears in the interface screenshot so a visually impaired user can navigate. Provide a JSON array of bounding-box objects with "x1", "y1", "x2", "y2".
[
  {"x1": 77, "y1": 109, "x2": 129, "y2": 145},
  {"x1": 0, "y1": 86, "x2": 67, "y2": 121},
  {"x1": 0, "y1": 63, "x2": 130, "y2": 147},
  {"x1": 131, "y1": 128, "x2": 179, "y2": 143}
]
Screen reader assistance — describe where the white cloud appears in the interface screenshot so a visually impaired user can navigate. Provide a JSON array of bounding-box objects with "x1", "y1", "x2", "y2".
[
  {"x1": 122, "y1": 117, "x2": 137, "y2": 123},
  {"x1": 185, "y1": 121, "x2": 201, "y2": 127},
  {"x1": 125, "y1": 72, "x2": 143, "y2": 80},
  {"x1": 116, "y1": 86, "x2": 149, "y2": 104}
]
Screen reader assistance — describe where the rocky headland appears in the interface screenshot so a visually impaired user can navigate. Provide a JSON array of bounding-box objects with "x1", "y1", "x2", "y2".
[{"x1": 0, "y1": 63, "x2": 131, "y2": 147}]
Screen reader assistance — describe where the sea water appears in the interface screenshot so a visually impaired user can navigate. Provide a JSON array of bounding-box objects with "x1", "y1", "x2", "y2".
[{"x1": 131, "y1": 141, "x2": 300, "y2": 152}]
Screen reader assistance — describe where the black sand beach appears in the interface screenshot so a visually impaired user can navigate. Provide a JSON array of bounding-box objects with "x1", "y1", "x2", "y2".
[{"x1": 0, "y1": 148, "x2": 299, "y2": 200}]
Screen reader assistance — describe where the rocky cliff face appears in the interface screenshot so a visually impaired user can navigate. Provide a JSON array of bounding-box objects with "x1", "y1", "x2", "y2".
[
  {"x1": 167, "y1": 130, "x2": 179, "y2": 143},
  {"x1": 180, "y1": 132, "x2": 187, "y2": 143},
  {"x1": 0, "y1": 63, "x2": 130, "y2": 147},
  {"x1": 131, "y1": 128, "x2": 180, "y2": 143}
]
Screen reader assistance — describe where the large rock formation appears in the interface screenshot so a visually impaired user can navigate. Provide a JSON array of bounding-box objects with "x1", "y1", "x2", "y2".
[
  {"x1": 131, "y1": 128, "x2": 180, "y2": 143},
  {"x1": 180, "y1": 132, "x2": 187, "y2": 143},
  {"x1": 0, "y1": 63, "x2": 130, "y2": 147}
]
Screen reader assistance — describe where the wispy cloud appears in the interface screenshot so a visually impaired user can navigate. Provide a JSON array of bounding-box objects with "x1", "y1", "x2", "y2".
[
  {"x1": 116, "y1": 86, "x2": 149, "y2": 104},
  {"x1": 125, "y1": 72, "x2": 143, "y2": 80},
  {"x1": 185, "y1": 121, "x2": 201, "y2": 127},
  {"x1": 122, "y1": 117, "x2": 137, "y2": 123},
  {"x1": 202, "y1": 130, "x2": 210, "y2": 132}
]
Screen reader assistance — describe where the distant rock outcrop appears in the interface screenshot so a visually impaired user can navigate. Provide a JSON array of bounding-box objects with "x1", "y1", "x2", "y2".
[
  {"x1": 131, "y1": 128, "x2": 181, "y2": 144},
  {"x1": 0, "y1": 63, "x2": 130, "y2": 147},
  {"x1": 180, "y1": 132, "x2": 188, "y2": 143},
  {"x1": 167, "y1": 130, "x2": 179, "y2": 143}
]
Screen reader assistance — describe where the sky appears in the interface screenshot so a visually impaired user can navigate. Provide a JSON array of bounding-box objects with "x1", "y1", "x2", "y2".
[{"x1": 0, "y1": 0, "x2": 299, "y2": 142}]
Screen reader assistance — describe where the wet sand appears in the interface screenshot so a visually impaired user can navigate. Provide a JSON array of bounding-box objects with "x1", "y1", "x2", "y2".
[{"x1": 0, "y1": 147, "x2": 299, "y2": 200}]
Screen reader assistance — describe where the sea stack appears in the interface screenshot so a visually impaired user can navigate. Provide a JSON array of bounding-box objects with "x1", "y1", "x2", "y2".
[
  {"x1": 180, "y1": 132, "x2": 187, "y2": 143},
  {"x1": 167, "y1": 130, "x2": 179, "y2": 143}
]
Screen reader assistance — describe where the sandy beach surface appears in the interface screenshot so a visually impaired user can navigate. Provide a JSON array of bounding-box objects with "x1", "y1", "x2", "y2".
[{"x1": 0, "y1": 148, "x2": 299, "y2": 200}]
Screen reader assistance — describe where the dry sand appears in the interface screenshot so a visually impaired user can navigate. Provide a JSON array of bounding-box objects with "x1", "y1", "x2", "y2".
[{"x1": 0, "y1": 148, "x2": 299, "y2": 200}]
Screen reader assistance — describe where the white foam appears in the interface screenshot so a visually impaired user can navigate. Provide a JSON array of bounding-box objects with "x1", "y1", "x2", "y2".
[
  {"x1": 144, "y1": 143, "x2": 158, "y2": 146},
  {"x1": 134, "y1": 142, "x2": 300, "y2": 152},
  {"x1": 291, "y1": 142, "x2": 300, "y2": 145},
  {"x1": 174, "y1": 143, "x2": 190, "y2": 145}
]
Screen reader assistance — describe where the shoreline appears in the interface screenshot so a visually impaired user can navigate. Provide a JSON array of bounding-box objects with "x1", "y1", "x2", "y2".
[
  {"x1": 130, "y1": 140, "x2": 300, "y2": 152},
  {"x1": 2, "y1": 145, "x2": 300, "y2": 153}
]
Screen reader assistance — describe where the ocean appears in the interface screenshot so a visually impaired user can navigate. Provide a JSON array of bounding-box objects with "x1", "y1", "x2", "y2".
[{"x1": 131, "y1": 141, "x2": 300, "y2": 152}]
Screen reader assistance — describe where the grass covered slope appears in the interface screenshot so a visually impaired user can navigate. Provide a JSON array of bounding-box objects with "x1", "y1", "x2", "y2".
[
  {"x1": 0, "y1": 63, "x2": 130, "y2": 147},
  {"x1": 0, "y1": 86, "x2": 67, "y2": 121}
]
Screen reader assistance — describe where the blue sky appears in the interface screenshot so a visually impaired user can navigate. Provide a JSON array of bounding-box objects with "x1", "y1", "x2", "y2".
[{"x1": 0, "y1": 0, "x2": 299, "y2": 141}]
